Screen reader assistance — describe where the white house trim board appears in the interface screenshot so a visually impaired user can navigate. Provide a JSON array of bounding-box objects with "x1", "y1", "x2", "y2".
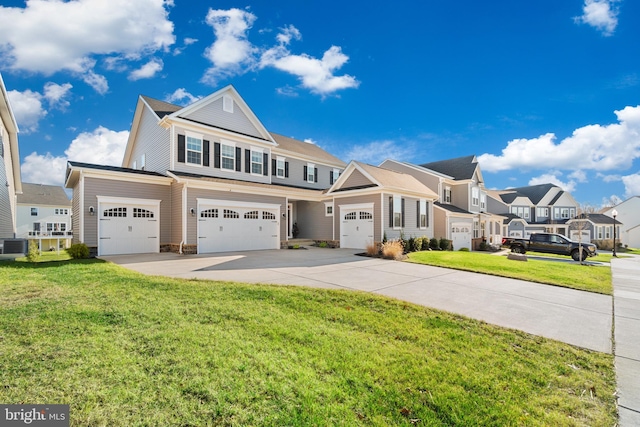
[
  {"x1": 96, "y1": 196, "x2": 161, "y2": 207},
  {"x1": 196, "y1": 198, "x2": 281, "y2": 210}
]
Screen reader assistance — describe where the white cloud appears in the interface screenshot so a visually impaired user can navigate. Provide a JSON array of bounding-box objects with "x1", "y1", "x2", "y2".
[
  {"x1": 7, "y1": 89, "x2": 46, "y2": 133},
  {"x1": 569, "y1": 170, "x2": 588, "y2": 183},
  {"x1": 202, "y1": 8, "x2": 257, "y2": 85},
  {"x1": 0, "y1": 0, "x2": 175, "y2": 92},
  {"x1": 478, "y1": 105, "x2": 640, "y2": 173},
  {"x1": 621, "y1": 172, "x2": 640, "y2": 198},
  {"x1": 303, "y1": 138, "x2": 317, "y2": 145},
  {"x1": 574, "y1": 0, "x2": 620, "y2": 36},
  {"x1": 43, "y1": 82, "x2": 73, "y2": 109},
  {"x1": 345, "y1": 140, "x2": 414, "y2": 165},
  {"x1": 528, "y1": 173, "x2": 576, "y2": 193},
  {"x1": 21, "y1": 126, "x2": 129, "y2": 186},
  {"x1": 165, "y1": 88, "x2": 201, "y2": 105},
  {"x1": 128, "y1": 58, "x2": 164, "y2": 80}
]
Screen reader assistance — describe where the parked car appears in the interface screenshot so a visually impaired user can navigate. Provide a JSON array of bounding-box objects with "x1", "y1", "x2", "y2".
[{"x1": 509, "y1": 233, "x2": 597, "y2": 261}]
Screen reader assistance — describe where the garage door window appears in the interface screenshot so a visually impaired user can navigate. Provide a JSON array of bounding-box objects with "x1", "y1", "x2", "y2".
[
  {"x1": 244, "y1": 210, "x2": 259, "y2": 219},
  {"x1": 263, "y1": 211, "x2": 276, "y2": 220},
  {"x1": 201, "y1": 209, "x2": 219, "y2": 218},
  {"x1": 345, "y1": 212, "x2": 357, "y2": 220},
  {"x1": 104, "y1": 207, "x2": 127, "y2": 217},
  {"x1": 360, "y1": 211, "x2": 372, "y2": 220},
  {"x1": 133, "y1": 208, "x2": 154, "y2": 218},
  {"x1": 224, "y1": 209, "x2": 239, "y2": 219}
]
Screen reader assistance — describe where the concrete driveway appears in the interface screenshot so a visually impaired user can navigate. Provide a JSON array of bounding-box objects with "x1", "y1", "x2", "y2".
[{"x1": 102, "y1": 247, "x2": 612, "y2": 353}]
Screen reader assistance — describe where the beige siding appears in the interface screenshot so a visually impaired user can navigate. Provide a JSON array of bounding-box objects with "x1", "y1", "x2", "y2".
[
  {"x1": 382, "y1": 193, "x2": 434, "y2": 241},
  {"x1": 334, "y1": 194, "x2": 381, "y2": 243},
  {"x1": 452, "y1": 183, "x2": 469, "y2": 210},
  {"x1": 339, "y1": 169, "x2": 373, "y2": 190},
  {"x1": 82, "y1": 177, "x2": 172, "y2": 247},
  {"x1": 128, "y1": 106, "x2": 171, "y2": 172},
  {"x1": 295, "y1": 201, "x2": 332, "y2": 240},
  {"x1": 185, "y1": 187, "x2": 287, "y2": 245},
  {"x1": 433, "y1": 208, "x2": 447, "y2": 240},
  {"x1": 171, "y1": 182, "x2": 183, "y2": 244},
  {"x1": 379, "y1": 161, "x2": 441, "y2": 195},
  {"x1": 182, "y1": 97, "x2": 264, "y2": 139}
]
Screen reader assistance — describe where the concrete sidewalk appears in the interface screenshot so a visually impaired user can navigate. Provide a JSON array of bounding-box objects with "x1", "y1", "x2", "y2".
[
  {"x1": 102, "y1": 248, "x2": 612, "y2": 353},
  {"x1": 611, "y1": 255, "x2": 640, "y2": 426}
]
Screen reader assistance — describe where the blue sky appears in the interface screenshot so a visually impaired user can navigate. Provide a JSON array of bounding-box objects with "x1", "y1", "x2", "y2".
[{"x1": 1, "y1": 0, "x2": 639, "y2": 206}]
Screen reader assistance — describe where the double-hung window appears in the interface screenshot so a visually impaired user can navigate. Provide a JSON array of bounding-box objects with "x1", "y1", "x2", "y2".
[
  {"x1": 221, "y1": 144, "x2": 235, "y2": 170},
  {"x1": 251, "y1": 150, "x2": 263, "y2": 175},
  {"x1": 393, "y1": 195, "x2": 402, "y2": 229},
  {"x1": 307, "y1": 163, "x2": 315, "y2": 183},
  {"x1": 472, "y1": 187, "x2": 479, "y2": 206},
  {"x1": 443, "y1": 187, "x2": 451, "y2": 204},
  {"x1": 186, "y1": 135, "x2": 202, "y2": 165},
  {"x1": 418, "y1": 199, "x2": 427, "y2": 229},
  {"x1": 276, "y1": 157, "x2": 285, "y2": 178},
  {"x1": 480, "y1": 193, "x2": 486, "y2": 210}
]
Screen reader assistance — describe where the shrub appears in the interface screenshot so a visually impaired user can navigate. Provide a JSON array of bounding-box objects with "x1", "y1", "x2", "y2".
[
  {"x1": 459, "y1": 247, "x2": 470, "y2": 252},
  {"x1": 439, "y1": 238, "x2": 452, "y2": 251},
  {"x1": 407, "y1": 236, "x2": 416, "y2": 253},
  {"x1": 414, "y1": 237, "x2": 423, "y2": 252},
  {"x1": 429, "y1": 237, "x2": 439, "y2": 250},
  {"x1": 421, "y1": 236, "x2": 430, "y2": 251},
  {"x1": 381, "y1": 240, "x2": 404, "y2": 260},
  {"x1": 27, "y1": 240, "x2": 40, "y2": 262},
  {"x1": 366, "y1": 242, "x2": 380, "y2": 257},
  {"x1": 593, "y1": 239, "x2": 613, "y2": 250},
  {"x1": 382, "y1": 232, "x2": 388, "y2": 244},
  {"x1": 479, "y1": 240, "x2": 489, "y2": 251},
  {"x1": 318, "y1": 241, "x2": 328, "y2": 248},
  {"x1": 67, "y1": 243, "x2": 90, "y2": 259}
]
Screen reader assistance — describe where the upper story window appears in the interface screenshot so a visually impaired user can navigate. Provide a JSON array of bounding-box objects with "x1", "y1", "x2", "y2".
[
  {"x1": 393, "y1": 195, "x2": 402, "y2": 229},
  {"x1": 223, "y1": 95, "x2": 234, "y2": 113},
  {"x1": 480, "y1": 193, "x2": 486, "y2": 210},
  {"x1": 511, "y1": 206, "x2": 529, "y2": 219},
  {"x1": 537, "y1": 207, "x2": 549, "y2": 218},
  {"x1": 443, "y1": 186, "x2": 451, "y2": 204},
  {"x1": 330, "y1": 168, "x2": 341, "y2": 185},
  {"x1": 561, "y1": 208, "x2": 570, "y2": 219},
  {"x1": 276, "y1": 157, "x2": 286, "y2": 178},
  {"x1": 306, "y1": 163, "x2": 316, "y2": 183},
  {"x1": 471, "y1": 187, "x2": 479, "y2": 206},
  {"x1": 251, "y1": 150, "x2": 263, "y2": 175},
  {"x1": 221, "y1": 143, "x2": 235, "y2": 170},
  {"x1": 31, "y1": 207, "x2": 38, "y2": 216},
  {"x1": 55, "y1": 208, "x2": 69, "y2": 215},
  {"x1": 186, "y1": 135, "x2": 202, "y2": 165}
]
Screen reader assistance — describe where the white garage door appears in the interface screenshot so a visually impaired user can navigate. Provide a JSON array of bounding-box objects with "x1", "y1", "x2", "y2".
[
  {"x1": 198, "y1": 200, "x2": 280, "y2": 253},
  {"x1": 340, "y1": 204, "x2": 374, "y2": 249},
  {"x1": 98, "y1": 199, "x2": 160, "y2": 256},
  {"x1": 451, "y1": 222, "x2": 471, "y2": 250}
]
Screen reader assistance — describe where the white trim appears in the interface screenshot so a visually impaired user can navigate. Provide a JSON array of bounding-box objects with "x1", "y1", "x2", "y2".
[
  {"x1": 339, "y1": 202, "x2": 374, "y2": 211},
  {"x1": 196, "y1": 198, "x2": 281, "y2": 210},
  {"x1": 324, "y1": 201, "x2": 334, "y2": 217},
  {"x1": 182, "y1": 183, "x2": 188, "y2": 245},
  {"x1": 223, "y1": 94, "x2": 234, "y2": 113},
  {"x1": 170, "y1": 124, "x2": 175, "y2": 171},
  {"x1": 306, "y1": 162, "x2": 316, "y2": 183},
  {"x1": 79, "y1": 171, "x2": 85, "y2": 244},
  {"x1": 96, "y1": 196, "x2": 161, "y2": 206}
]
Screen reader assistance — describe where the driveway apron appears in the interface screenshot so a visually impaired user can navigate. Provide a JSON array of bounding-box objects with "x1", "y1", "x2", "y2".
[{"x1": 102, "y1": 247, "x2": 612, "y2": 354}]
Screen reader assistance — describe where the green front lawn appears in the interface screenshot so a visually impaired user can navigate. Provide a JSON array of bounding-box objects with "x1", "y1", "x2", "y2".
[
  {"x1": 0, "y1": 259, "x2": 615, "y2": 426},
  {"x1": 407, "y1": 251, "x2": 612, "y2": 295}
]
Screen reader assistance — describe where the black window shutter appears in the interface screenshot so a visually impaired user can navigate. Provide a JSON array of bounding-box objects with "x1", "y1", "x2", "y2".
[
  {"x1": 285, "y1": 162, "x2": 289, "y2": 178},
  {"x1": 314, "y1": 168, "x2": 318, "y2": 183},
  {"x1": 245, "y1": 149, "x2": 250, "y2": 173},
  {"x1": 389, "y1": 196, "x2": 393, "y2": 228},
  {"x1": 214, "y1": 142, "x2": 221, "y2": 168},
  {"x1": 272, "y1": 159, "x2": 276, "y2": 176},
  {"x1": 417, "y1": 200, "x2": 420, "y2": 227},
  {"x1": 235, "y1": 147, "x2": 241, "y2": 171},
  {"x1": 177, "y1": 134, "x2": 185, "y2": 163},
  {"x1": 330, "y1": 170, "x2": 334, "y2": 185},
  {"x1": 203, "y1": 140, "x2": 210, "y2": 167},
  {"x1": 303, "y1": 165, "x2": 308, "y2": 180},
  {"x1": 401, "y1": 198, "x2": 405, "y2": 228},
  {"x1": 263, "y1": 153, "x2": 268, "y2": 176}
]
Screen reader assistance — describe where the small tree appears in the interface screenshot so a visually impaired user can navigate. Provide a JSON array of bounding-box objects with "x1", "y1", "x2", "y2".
[{"x1": 570, "y1": 203, "x2": 596, "y2": 264}]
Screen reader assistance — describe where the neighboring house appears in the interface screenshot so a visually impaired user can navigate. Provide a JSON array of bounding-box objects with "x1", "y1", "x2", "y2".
[
  {"x1": 0, "y1": 72, "x2": 22, "y2": 241},
  {"x1": 488, "y1": 183, "x2": 579, "y2": 238},
  {"x1": 566, "y1": 213, "x2": 622, "y2": 245},
  {"x1": 16, "y1": 183, "x2": 72, "y2": 251},
  {"x1": 381, "y1": 156, "x2": 505, "y2": 250},
  {"x1": 65, "y1": 85, "x2": 438, "y2": 256},
  {"x1": 602, "y1": 197, "x2": 640, "y2": 248}
]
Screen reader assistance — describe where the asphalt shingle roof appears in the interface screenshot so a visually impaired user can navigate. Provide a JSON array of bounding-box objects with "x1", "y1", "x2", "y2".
[
  {"x1": 141, "y1": 95, "x2": 182, "y2": 118},
  {"x1": 506, "y1": 183, "x2": 557, "y2": 205},
  {"x1": 17, "y1": 183, "x2": 70, "y2": 206},
  {"x1": 434, "y1": 202, "x2": 473, "y2": 214},
  {"x1": 67, "y1": 161, "x2": 167, "y2": 177},
  {"x1": 420, "y1": 155, "x2": 477, "y2": 180},
  {"x1": 270, "y1": 133, "x2": 346, "y2": 167}
]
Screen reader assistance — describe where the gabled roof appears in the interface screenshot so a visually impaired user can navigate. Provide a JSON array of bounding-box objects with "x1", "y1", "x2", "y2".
[
  {"x1": 65, "y1": 161, "x2": 170, "y2": 188},
  {"x1": 433, "y1": 202, "x2": 473, "y2": 215},
  {"x1": 420, "y1": 155, "x2": 478, "y2": 181},
  {"x1": 506, "y1": 183, "x2": 558, "y2": 205},
  {"x1": 270, "y1": 133, "x2": 346, "y2": 167},
  {"x1": 571, "y1": 213, "x2": 622, "y2": 225},
  {"x1": 140, "y1": 95, "x2": 182, "y2": 118},
  {"x1": 548, "y1": 190, "x2": 564, "y2": 205},
  {"x1": 501, "y1": 213, "x2": 528, "y2": 224},
  {"x1": 17, "y1": 183, "x2": 70, "y2": 206}
]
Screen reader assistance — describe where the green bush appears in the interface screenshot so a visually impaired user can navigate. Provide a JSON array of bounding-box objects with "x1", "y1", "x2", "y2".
[
  {"x1": 439, "y1": 238, "x2": 451, "y2": 251},
  {"x1": 459, "y1": 247, "x2": 470, "y2": 252},
  {"x1": 429, "y1": 237, "x2": 439, "y2": 250},
  {"x1": 421, "y1": 236, "x2": 430, "y2": 251},
  {"x1": 479, "y1": 240, "x2": 489, "y2": 251},
  {"x1": 26, "y1": 240, "x2": 40, "y2": 262},
  {"x1": 318, "y1": 241, "x2": 328, "y2": 248},
  {"x1": 67, "y1": 243, "x2": 90, "y2": 259},
  {"x1": 407, "y1": 237, "x2": 416, "y2": 253},
  {"x1": 414, "y1": 237, "x2": 423, "y2": 252}
]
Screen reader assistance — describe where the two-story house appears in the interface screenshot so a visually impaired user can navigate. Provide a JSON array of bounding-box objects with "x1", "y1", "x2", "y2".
[
  {"x1": 380, "y1": 155, "x2": 504, "y2": 250},
  {"x1": 16, "y1": 183, "x2": 72, "y2": 251},
  {"x1": 65, "y1": 85, "x2": 437, "y2": 256},
  {"x1": 0, "y1": 73, "x2": 23, "y2": 255},
  {"x1": 601, "y1": 197, "x2": 640, "y2": 249}
]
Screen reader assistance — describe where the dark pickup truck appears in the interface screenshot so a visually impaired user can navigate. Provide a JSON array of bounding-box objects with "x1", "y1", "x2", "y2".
[{"x1": 507, "y1": 233, "x2": 597, "y2": 261}]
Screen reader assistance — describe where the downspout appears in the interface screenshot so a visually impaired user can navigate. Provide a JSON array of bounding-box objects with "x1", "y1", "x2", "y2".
[{"x1": 182, "y1": 182, "x2": 188, "y2": 254}]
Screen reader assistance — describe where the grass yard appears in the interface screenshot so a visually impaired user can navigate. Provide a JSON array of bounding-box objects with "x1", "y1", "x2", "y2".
[
  {"x1": 407, "y1": 251, "x2": 612, "y2": 295},
  {"x1": 523, "y1": 251, "x2": 620, "y2": 263},
  {"x1": 0, "y1": 259, "x2": 616, "y2": 426}
]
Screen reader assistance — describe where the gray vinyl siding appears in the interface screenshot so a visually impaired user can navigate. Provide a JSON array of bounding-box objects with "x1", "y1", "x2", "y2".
[
  {"x1": 185, "y1": 188, "x2": 286, "y2": 245},
  {"x1": 128, "y1": 106, "x2": 170, "y2": 172},
  {"x1": 82, "y1": 177, "x2": 172, "y2": 247},
  {"x1": 507, "y1": 221, "x2": 526, "y2": 237},
  {"x1": 339, "y1": 169, "x2": 373, "y2": 189},
  {"x1": 487, "y1": 196, "x2": 508, "y2": 215},
  {"x1": 181, "y1": 97, "x2": 264, "y2": 139},
  {"x1": 295, "y1": 201, "x2": 332, "y2": 240},
  {"x1": 334, "y1": 194, "x2": 381, "y2": 243},
  {"x1": 284, "y1": 158, "x2": 336, "y2": 190},
  {"x1": 172, "y1": 125, "x2": 272, "y2": 185},
  {"x1": 171, "y1": 182, "x2": 183, "y2": 244},
  {"x1": 0, "y1": 150, "x2": 13, "y2": 237},
  {"x1": 382, "y1": 193, "x2": 433, "y2": 241},
  {"x1": 72, "y1": 186, "x2": 80, "y2": 244}
]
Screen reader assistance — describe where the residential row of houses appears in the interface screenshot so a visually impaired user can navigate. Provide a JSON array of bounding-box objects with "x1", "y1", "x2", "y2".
[{"x1": 1, "y1": 74, "x2": 638, "y2": 256}]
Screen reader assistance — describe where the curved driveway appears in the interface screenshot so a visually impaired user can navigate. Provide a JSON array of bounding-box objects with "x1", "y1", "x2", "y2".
[{"x1": 102, "y1": 247, "x2": 612, "y2": 353}]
